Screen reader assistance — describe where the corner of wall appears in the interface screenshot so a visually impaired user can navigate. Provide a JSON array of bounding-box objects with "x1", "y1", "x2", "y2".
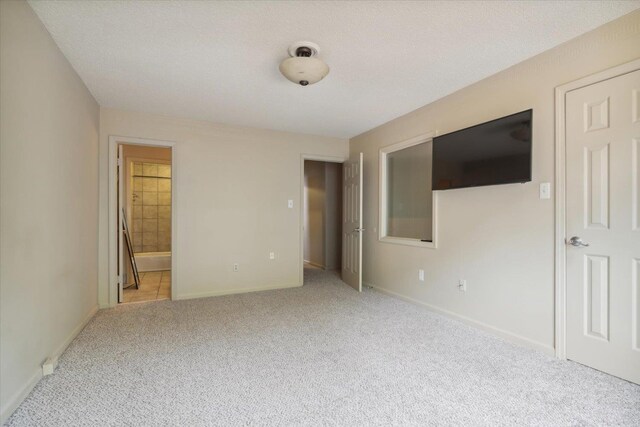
[{"x1": 0, "y1": 305, "x2": 99, "y2": 424}]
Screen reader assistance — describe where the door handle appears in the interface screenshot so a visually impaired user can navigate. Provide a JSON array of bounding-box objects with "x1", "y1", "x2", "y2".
[
  {"x1": 567, "y1": 236, "x2": 589, "y2": 247},
  {"x1": 353, "y1": 227, "x2": 364, "y2": 233}
]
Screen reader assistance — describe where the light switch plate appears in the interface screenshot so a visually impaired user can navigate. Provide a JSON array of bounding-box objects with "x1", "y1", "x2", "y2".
[
  {"x1": 287, "y1": 199, "x2": 293, "y2": 208},
  {"x1": 539, "y1": 182, "x2": 551, "y2": 200}
]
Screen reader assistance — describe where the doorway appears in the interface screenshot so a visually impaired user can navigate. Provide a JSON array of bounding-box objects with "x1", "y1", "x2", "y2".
[
  {"x1": 299, "y1": 153, "x2": 363, "y2": 291},
  {"x1": 556, "y1": 59, "x2": 640, "y2": 384},
  {"x1": 119, "y1": 144, "x2": 172, "y2": 303},
  {"x1": 109, "y1": 136, "x2": 176, "y2": 306},
  {"x1": 303, "y1": 160, "x2": 343, "y2": 274}
]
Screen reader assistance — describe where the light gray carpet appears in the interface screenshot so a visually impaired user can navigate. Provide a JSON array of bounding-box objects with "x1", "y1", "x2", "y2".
[{"x1": 6, "y1": 268, "x2": 640, "y2": 426}]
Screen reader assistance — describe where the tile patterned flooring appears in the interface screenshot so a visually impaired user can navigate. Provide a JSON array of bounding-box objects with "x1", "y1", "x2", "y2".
[{"x1": 123, "y1": 270, "x2": 171, "y2": 303}]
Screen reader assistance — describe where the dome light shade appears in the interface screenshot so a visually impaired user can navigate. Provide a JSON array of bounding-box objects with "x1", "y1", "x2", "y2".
[
  {"x1": 279, "y1": 57, "x2": 329, "y2": 86},
  {"x1": 279, "y1": 42, "x2": 329, "y2": 86}
]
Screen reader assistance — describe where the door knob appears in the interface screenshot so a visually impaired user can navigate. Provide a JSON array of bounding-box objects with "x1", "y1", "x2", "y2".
[{"x1": 567, "y1": 236, "x2": 589, "y2": 247}]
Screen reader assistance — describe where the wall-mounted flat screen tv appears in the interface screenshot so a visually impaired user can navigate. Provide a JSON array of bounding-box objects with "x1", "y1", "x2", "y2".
[{"x1": 432, "y1": 109, "x2": 532, "y2": 190}]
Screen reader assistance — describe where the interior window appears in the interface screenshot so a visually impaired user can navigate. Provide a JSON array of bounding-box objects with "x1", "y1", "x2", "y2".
[{"x1": 381, "y1": 138, "x2": 434, "y2": 245}]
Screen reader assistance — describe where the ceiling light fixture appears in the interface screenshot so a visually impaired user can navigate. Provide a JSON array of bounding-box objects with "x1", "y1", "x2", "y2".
[{"x1": 279, "y1": 41, "x2": 329, "y2": 87}]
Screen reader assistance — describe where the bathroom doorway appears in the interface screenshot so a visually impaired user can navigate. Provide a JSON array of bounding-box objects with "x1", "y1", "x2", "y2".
[
  {"x1": 117, "y1": 143, "x2": 173, "y2": 303},
  {"x1": 302, "y1": 159, "x2": 343, "y2": 278}
]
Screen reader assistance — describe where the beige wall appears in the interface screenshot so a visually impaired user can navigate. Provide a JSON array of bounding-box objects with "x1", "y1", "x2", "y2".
[
  {"x1": 304, "y1": 161, "x2": 326, "y2": 266},
  {"x1": 2, "y1": 4, "x2": 636, "y2": 422},
  {"x1": 350, "y1": 11, "x2": 640, "y2": 353},
  {"x1": 0, "y1": 0, "x2": 99, "y2": 422},
  {"x1": 122, "y1": 145, "x2": 172, "y2": 162},
  {"x1": 323, "y1": 162, "x2": 342, "y2": 270},
  {"x1": 303, "y1": 161, "x2": 342, "y2": 269},
  {"x1": 99, "y1": 109, "x2": 348, "y2": 305}
]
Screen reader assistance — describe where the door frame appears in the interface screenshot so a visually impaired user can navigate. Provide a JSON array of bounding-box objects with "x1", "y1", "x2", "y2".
[
  {"x1": 299, "y1": 154, "x2": 348, "y2": 285},
  {"x1": 554, "y1": 58, "x2": 640, "y2": 359},
  {"x1": 108, "y1": 135, "x2": 177, "y2": 307}
]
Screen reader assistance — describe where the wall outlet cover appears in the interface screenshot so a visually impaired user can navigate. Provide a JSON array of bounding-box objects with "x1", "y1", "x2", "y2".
[
  {"x1": 42, "y1": 358, "x2": 55, "y2": 376},
  {"x1": 539, "y1": 182, "x2": 551, "y2": 199}
]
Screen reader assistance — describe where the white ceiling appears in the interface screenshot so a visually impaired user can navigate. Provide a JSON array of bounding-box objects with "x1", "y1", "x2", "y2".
[{"x1": 29, "y1": 1, "x2": 639, "y2": 138}]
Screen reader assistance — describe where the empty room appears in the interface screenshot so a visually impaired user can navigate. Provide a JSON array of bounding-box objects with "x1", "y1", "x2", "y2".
[{"x1": 1, "y1": 0, "x2": 639, "y2": 425}]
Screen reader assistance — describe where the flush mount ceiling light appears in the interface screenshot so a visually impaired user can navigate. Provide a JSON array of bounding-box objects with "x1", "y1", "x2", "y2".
[{"x1": 279, "y1": 41, "x2": 329, "y2": 86}]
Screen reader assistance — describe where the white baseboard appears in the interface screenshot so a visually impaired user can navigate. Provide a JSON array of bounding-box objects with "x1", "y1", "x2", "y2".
[
  {"x1": 0, "y1": 304, "x2": 98, "y2": 424},
  {"x1": 175, "y1": 283, "x2": 301, "y2": 301},
  {"x1": 366, "y1": 283, "x2": 555, "y2": 356},
  {"x1": 0, "y1": 370, "x2": 41, "y2": 426},
  {"x1": 51, "y1": 305, "x2": 99, "y2": 368}
]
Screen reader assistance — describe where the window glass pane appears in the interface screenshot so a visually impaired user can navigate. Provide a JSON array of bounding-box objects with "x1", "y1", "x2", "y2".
[{"x1": 386, "y1": 141, "x2": 433, "y2": 240}]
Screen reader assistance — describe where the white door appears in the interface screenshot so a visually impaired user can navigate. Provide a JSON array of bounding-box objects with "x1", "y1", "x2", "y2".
[
  {"x1": 565, "y1": 69, "x2": 640, "y2": 384},
  {"x1": 117, "y1": 144, "x2": 124, "y2": 303},
  {"x1": 342, "y1": 152, "x2": 363, "y2": 291}
]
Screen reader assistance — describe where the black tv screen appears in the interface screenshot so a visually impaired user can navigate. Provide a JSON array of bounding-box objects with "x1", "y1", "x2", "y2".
[{"x1": 432, "y1": 109, "x2": 532, "y2": 190}]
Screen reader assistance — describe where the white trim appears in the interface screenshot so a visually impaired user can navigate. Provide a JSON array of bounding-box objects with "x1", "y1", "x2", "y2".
[
  {"x1": 175, "y1": 283, "x2": 301, "y2": 301},
  {"x1": 50, "y1": 305, "x2": 99, "y2": 370},
  {"x1": 299, "y1": 154, "x2": 347, "y2": 285},
  {"x1": 356, "y1": 152, "x2": 364, "y2": 291},
  {"x1": 554, "y1": 58, "x2": 640, "y2": 360},
  {"x1": 117, "y1": 144, "x2": 124, "y2": 302},
  {"x1": 367, "y1": 283, "x2": 555, "y2": 356},
  {"x1": 0, "y1": 305, "x2": 98, "y2": 424},
  {"x1": 378, "y1": 131, "x2": 437, "y2": 249},
  {"x1": 0, "y1": 370, "x2": 40, "y2": 425},
  {"x1": 108, "y1": 136, "x2": 177, "y2": 307}
]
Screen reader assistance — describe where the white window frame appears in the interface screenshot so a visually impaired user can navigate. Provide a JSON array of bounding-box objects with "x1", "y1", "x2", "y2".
[{"x1": 379, "y1": 131, "x2": 437, "y2": 248}]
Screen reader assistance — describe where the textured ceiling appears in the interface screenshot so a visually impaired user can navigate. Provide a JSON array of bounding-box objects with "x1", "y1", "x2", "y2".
[{"x1": 28, "y1": 1, "x2": 639, "y2": 138}]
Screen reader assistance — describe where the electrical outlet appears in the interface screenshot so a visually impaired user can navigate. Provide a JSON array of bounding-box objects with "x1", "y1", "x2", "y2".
[
  {"x1": 458, "y1": 279, "x2": 467, "y2": 292},
  {"x1": 42, "y1": 358, "x2": 54, "y2": 376},
  {"x1": 233, "y1": 263, "x2": 239, "y2": 272},
  {"x1": 418, "y1": 269, "x2": 425, "y2": 281},
  {"x1": 539, "y1": 182, "x2": 551, "y2": 199},
  {"x1": 269, "y1": 252, "x2": 275, "y2": 260}
]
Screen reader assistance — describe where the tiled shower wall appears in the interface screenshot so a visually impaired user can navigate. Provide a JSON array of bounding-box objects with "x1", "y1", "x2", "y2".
[{"x1": 131, "y1": 162, "x2": 171, "y2": 253}]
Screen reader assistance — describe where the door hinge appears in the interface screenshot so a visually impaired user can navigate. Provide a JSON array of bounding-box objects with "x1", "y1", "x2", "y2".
[{"x1": 117, "y1": 158, "x2": 122, "y2": 167}]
